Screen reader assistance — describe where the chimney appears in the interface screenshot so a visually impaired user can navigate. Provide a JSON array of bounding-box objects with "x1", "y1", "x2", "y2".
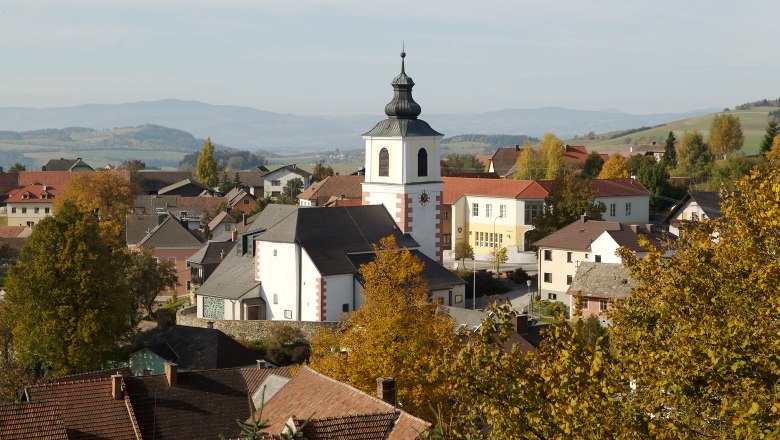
[
  {"x1": 376, "y1": 377, "x2": 396, "y2": 406},
  {"x1": 242, "y1": 214, "x2": 248, "y2": 226},
  {"x1": 257, "y1": 359, "x2": 266, "y2": 369},
  {"x1": 207, "y1": 321, "x2": 214, "y2": 329},
  {"x1": 231, "y1": 230, "x2": 238, "y2": 242},
  {"x1": 646, "y1": 224, "x2": 653, "y2": 233},
  {"x1": 156, "y1": 309, "x2": 169, "y2": 330},
  {"x1": 164, "y1": 363, "x2": 178, "y2": 387},
  {"x1": 630, "y1": 224, "x2": 638, "y2": 233},
  {"x1": 516, "y1": 314, "x2": 529, "y2": 334},
  {"x1": 581, "y1": 213, "x2": 589, "y2": 223},
  {"x1": 111, "y1": 374, "x2": 123, "y2": 400},
  {"x1": 219, "y1": 249, "x2": 226, "y2": 260},
  {"x1": 515, "y1": 144, "x2": 520, "y2": 152}
]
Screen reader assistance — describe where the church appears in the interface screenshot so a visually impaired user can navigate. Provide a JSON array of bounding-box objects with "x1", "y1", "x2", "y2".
[{"x1": 195, "y1": 52, "x2": 467, "y2": 322}]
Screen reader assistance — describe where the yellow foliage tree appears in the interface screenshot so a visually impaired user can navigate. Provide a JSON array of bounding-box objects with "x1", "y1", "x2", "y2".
[
  {"x1": 54, "y1": 171, "x2": 137, "y2": 248},
  {"x1": 766, "y1": 135, "x2": 780, "y2": 164},
  {"x1": 597, "y1": 153, "x2": 629, "y2": 179},
  {"x1": 709, "y1": 113, "x2": 744, "y2": 159},
  {"x1": 539, "y1": 133, "x2": 564, "y2": 180},
  {"x1": 308, "y1": 236, "x2": 458, "y2": 419},
  {"x1": 513, "y1": 141, "x2": 541, "y2": 180}
]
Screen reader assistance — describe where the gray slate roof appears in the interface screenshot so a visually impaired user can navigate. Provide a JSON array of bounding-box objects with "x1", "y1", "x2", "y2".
[
  {"x1": 566, "y1": 262, "x2": 635, "y2": 299},
  {"x1": 138, "y1": 215, "x2": 203, "y2": 249},
  {"x1": 126, "y1": 214, "x2": 163, "y2": 246},
  {"x1": 187, "y1": 241, "x2": 235, "y2": 265},
  {"x1": 158, "y1": 178, "x2": 212, "y2": 196},
  {"x1": 362, "y1": 118, "x2": 442, "y2": 137},
  {"x1": 665, "y1": 191, "x2": 730, "y2": 223},
  {"x1": 134, "y1": 170, "x2": 194, "y2": 194},
  {"x1": 348, "y1": 250, "x2": 465, "y2": 291},
  {"x1": 42, "y1": 158, "x2": 94, "y2": 172},
  {"x1": 196, "y1": 242, "x2": 259, "y2": 300}
]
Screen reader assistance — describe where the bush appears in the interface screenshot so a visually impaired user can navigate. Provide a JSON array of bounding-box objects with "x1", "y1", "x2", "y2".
[
  {"x1": 265, "y1": 324, "x2": 305, "y2": 348},
  {"x1": 265, "y1": 347, "x2": 291, "y2": 366},
  {"x1": 290, "y1": 344, "x2": 311, "y2": 364},
  {"x1": 452, "y1": 269, "x2": 510, "y2": 297},
  {"x1": 508, "y1": 268, "x2": 531, "y2": 284}
]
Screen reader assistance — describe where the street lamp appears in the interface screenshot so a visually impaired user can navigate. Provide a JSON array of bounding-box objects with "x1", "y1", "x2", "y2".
[
  {"x1": 492, "y1": 213, "x2": 504, "y2": 274},
  {"x1": 526, "y1": 278, "x2": 533, "y2": 314},
  {"x1": 472, "y1": 257, "x2": 477, "y2": 310}
]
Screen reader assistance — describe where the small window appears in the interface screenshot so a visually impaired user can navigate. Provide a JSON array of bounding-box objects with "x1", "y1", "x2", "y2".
[
  {"x1": 26, "y1": 221, "x2": 34, "y2": 228},
  {"x1": 595, "y1": 255, "x2": 602, "y2": 263},
  {"x1": 691, "y1": 212, "x2": 699, "y2": 221},
  {"x1": 543, "y1": 272, "x2": 552, "y2": 283},
  {"x1": 599, "y1": 299, "x2": 609, "y2": 311},
  {"x1": 342, "y1": 303, "x2": 349, "y2": 313},
  {"x1": 417, "y1": 148, "x2": 428, "y2": 177},
  {"x1": 455, "y1": 294, "x2": 463, "y2": 303},
  {"x1": 284, "y1": 309, "x2": 292, "y2": 319},
  {"x1": 585, "y1": 253, "x2": 590, "y2": 260},
  {"x1": 186, "y1": 280, "x2": 191, "y2": 291},
  {"x1": 544, "y1": 250, "x2": 552, "y2": 261},
  {"x1": 273, "y1": 249, "x2": 277, "y2": 256},
  {"x1": 443, "y1": 234, "x2": 451, "y2": 244},
  {"x1": 44, "y1": 208, "x2": 50, "y2": 214},
  {"x1": 499, "y1": 205, "x2": 506, "y2": 218},
  {"x1": 547, "y1": 292, "x2": 557, "y2": 300},
  {"x1": 582, "y1": 297, "x2": 589, "y2": 308},
  {"x1": 273, "y1": 294, "x2": 278, "y2": 304},
  {"x1": 566, "y1": 252, "x2": 572, "y2": 263},
  {"x1": 486, "y1": 204, "x2": 492, "y2": 218},
  {"x1": 21, "y1": 208, "x2": 27, "y2": 214},
  {"x1": 625, "y1": 203, "x2": 632, "y2": 216},
  {"x1": 10, "y1": 207, "x2": 16, "y2": 214},
  {"x1": 378, "y1": 148, "x2": 390, "y2": 177},
  {"x1": 271, "y1": 180, "x2": 281, "y2": 186},
  {"x1": 167, "y1": 257, "x2": 176, "y2": 264},
  {"x1": 243, "y1": 198, "x2": 250, "y2": 205},
  {"x1": 472, "y1": 203, "x2": 479, "y2": 217},
  {"x1": 609, "y1": 203, "x2": 616, "y2": 217},
  {"x1": 444, "y1": 211, "x2": 449, "y2": 220},
  {"x1": 566, "y1": 275, "x2": 573, "y2": 285},
  {"x1": 34, "y1": 207, "x2": 40, "y2": 214}
]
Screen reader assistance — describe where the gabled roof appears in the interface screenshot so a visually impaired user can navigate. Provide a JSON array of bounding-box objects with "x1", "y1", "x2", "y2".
[
  {"x1": 158, "y1": 178, "x2": 212, "y2": 195},
  {"x1": 49, "y1": 368, "x2": 132, "y2": 383},
  {"x1": 566, "y1": 262, "x2": 635, "y2": 299},
  {"x1": 0, "y1": 172, "x2": 19, "y2": 195},
  {"x1": 134, "y1": 325, "x2": 260, "y2": 370},
  {"x1": 124, "y1": 366, "x2": 292, "y2": 440},
  {"x1": 134, "y1": 170, "x2": 194, "y2": 194},
  {"x1": 264, "y1": 164, "x2": 312, "y2": 179},
  {"x1": 17, "y1": 170, "x2": 129, "y2": 187},
  {"x1": 536, "y1": 178, "x2": 650, "y2": 198},
  {"x1": 532, "y1": 216, "x2": 622, "y2": 251},
  {"x1": 24, "y1": 377, "x2": 140, "y2": 440},
  {"x1": 295, "y1": 412, "x2": 400, "y2": 439},
  {"x1": 207, "y1": 210, "x2": 236, "y2": 231},
  {"x1": 6, "y1": 183, "x2": 59, "y2": 203},
  {"x1": 125, "y1": 213, "x2": 162, "y2": 246},
  {"x1": 235, "y1": 166, "x2": 270, "y2": 187},
  {"x1": 225, "y1": 186, "x2": 254, "y2": 207},
  {"x1": 442, "y1": 176, "x2": 548, "y2": 205},
  {"x1": 348, "y1": 250, "x2": 466, "y2": 291},
  {"x1": 259, "y1": 366, "x2": 430, "y2": 439},
  {"x1": 195, "y1": 242, "x2": 258, "y2": 300},
  {"x1": 601, "y1": 225, "x2": 666, "y2": 253},
  {"x1": 297, "y1": 175, "x2": 365, "y2": 205},
  {"x1": 255, "y1": 205, "x2": 418, "y2": 276},
  {"x1": 0, "y1": 225, "x2": 32, "y2": 238},
  {"x1": 176, "y1": 196, "x2": 229, "y2": 213},
  {"x1": 665, "y1": 191, "x2": 728, "y2": 223},
  {"x1": 488, "y1": 146, "x2": 521, "y2": 177},
  {"x1": 187, "y1": 240, "x2": 235, "y2": 266},
  {"x1": 42, "y1": 158, "x2": 94, "y2": 172},
  {"x1": 138, "y1": 214, "x2": 203, "y2": 248},
  {"x1": 0, "y1": 400, "x2": 68, "y2": 440}
]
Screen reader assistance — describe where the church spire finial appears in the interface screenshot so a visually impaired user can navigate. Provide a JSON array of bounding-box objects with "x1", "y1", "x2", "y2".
[{"x1": 401, "y1": 42, "x2": 406, "y2": 73}]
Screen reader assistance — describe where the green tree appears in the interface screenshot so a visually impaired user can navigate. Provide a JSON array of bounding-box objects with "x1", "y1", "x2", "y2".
[
  {"x1": 636, "y1": 159, "x2": 670, "y2": 213},
  {"x1": 8, "y1": 163, "x2": 25, "y2": 173},
  {"x1": 709, "y1": 114, "x2": 743, "y2": 159},
  {"x1": 2, "y1": 203, "x2": 133, "y2": 376},
  {"x1": 453, "y1": 240, "x2": 474, "y2": 269},
  {"x1": 309, "y1": 236, "x2": 458, "y2": 419},
  {"x1": 532, "y1": 173, "x2": 606, "y2": 241},
  {"x1": 234, "y1": 171, "x2": 243, "y2": 188},
  {"x1": 119, "y1": 159, "x2": 145, "y2": 173},
  {"x1": 279, "y1": 178, "x2": 304, "y2": 204},
  {"x1": 663, "y1": 131, "x2": 677, "y2": 168},
  {"x1": 760, "y1": 118, "x2": 779, "y2": 155},
  {"x1": 597, "y1": 153, "x2": 629, "y2": 179},
  {"x1": 220, "y1": 172, "x2": 236, "y2": 193},
  {"x1": 611, "y1": 166, "x2": 780, "y2": 437},
  {"x1": 442, "y1": 154, "x2": 484, "y2": 174},
  {"x1": 119, "y1": 247, "x2": 179, "y2": 321},
  {"x1": 311, "y1": 161, "x2": 335, "y2": 182},
  {"x1": 196, "y1": 137, "x2": 220, "y2": 187},
  {"x1": 675, "y1": 130, "x2": 714, "y2": 179},
  {"x1": 581, "y1": 151, "x2": 605, "y2": 178}
]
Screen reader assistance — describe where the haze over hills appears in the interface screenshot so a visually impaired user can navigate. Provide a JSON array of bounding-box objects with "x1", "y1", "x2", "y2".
[{"x1": 0, "y1": 100, "x2": 715, "y2": 153}]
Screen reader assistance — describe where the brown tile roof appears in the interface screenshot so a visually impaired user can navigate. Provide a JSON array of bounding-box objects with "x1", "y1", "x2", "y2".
[
  {"x1": 124, "y1": 366, "x2": 292, "y2": 440},
  {"x1": 602, "y1": 225, "x2": 666, "y2": 253},
  {"x1": 17, "y1": 170, "x2": 129, "y2": 187},
  {"x1": 25, "y1": 377, "x2": 139, "y2": 440},
  {"x1": 235, "y1": 167, "x2": 270, "y2": 187},
  {"x1": 176, "y1": 196, "x2": 228, "y2": 212},
  {"x1": 532, "y1": 216, "x2": 622, "y2": 251},
  {"x1": 0, "y1": 400, "x2": 68, "y2": 440},
  {"x1": 297, "y1": 175, "x2": 364, "y2": 206},
  {"x1": 207, "y1": 210, "x2": 236, "y2": 231},
  {"x1": 49, "y1": 368, "x2": 132, "y2": 383},
  {"x1": 294, "y1": 412, "x2": 399, "y2": 439},
  {"x1": 0, "y1": 172, "x2": 19, "y2": 195},
  {"x1": 323, "y1": 197, "x2": 363, "y2": 207},
  {"x1": 536, "y1": 178, "x2": 649, "y2": 198},
  {"x1": 488, "y1": 147, "x2": 520, "y2": 177},
  {"x1": 0, "y1": 225, "x2": 31, "y2": 238},
  {"x1": 259, "y1": 366, "x2": 430, "y2": 440},
  {"x1": 442, "y1": 176, "x2": 548, "y2": 205},
  {"x1": 566, "y1": 262, "x2": 636, "y2": 299},
  {"x1": 6, "y1": 183, "x2": 60, "y2": 204}
]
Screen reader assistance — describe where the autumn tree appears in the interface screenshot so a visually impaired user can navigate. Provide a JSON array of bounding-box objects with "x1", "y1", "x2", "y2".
[
  {"x1": 196, "y1": 137, "x2": 220, "y2": 187},
  {"x1": 54, "y1": 171, "x2": 137, "y2": 248},
  {"x1": 513, "y1": 141, "x2": 544, "y2": 180},
  {"x1": 663, "y1": 131, "x2": 677, "y2": 168},
  {"x1": 539, "y1": 133, "x2": 565, "y2": 180},
  {"x1": 760, "y1": 117, "x2": 779, "y2": 155},
  {"x1": 675, "y1": 130, "x2": 714, "y2": 179},
  {"x1": 442, "y1": 154, "x2": 484, "y2": 174},
  {"x1": 489, "y1": 247, "x2": 508, "y2": 273},
  {"x1": 311, "y1": 161, "x2": 335, "y2": 182},
  {"x1": 3, "y1": 203, "x2": 134, "y2": 376},
  {"x1": 309, "y1": 236, "x2": 459, "y2": 419},
  {"x1": 119, "y1": 247, "x2": 178, "y2": 321},
  {"x1": 597, "y1": 153, "x2": 629, "y2": 179},
  {"x1": 453, "y1": 240, "x2": 474, "y2": 269},
  {"x1": 709, "y1": 114, "x2": 743, "y2": 158},
  {"x1": 581, "y1": 150, "x2": 605, "y2": 178},
  {"x1": 610, "y1": 166, "x2": 780, "y2": 437},
  {"x1": 765, "y1": 134, "x2": 780, "y2": 164},
  {"x1": 531, "y1": 173, "x2": 605, "y2": 241}
]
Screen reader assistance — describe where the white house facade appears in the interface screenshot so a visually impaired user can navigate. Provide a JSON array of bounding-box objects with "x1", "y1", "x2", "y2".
[{"x1": 263, "y1": 165, "x2": 312, "y2": 198}]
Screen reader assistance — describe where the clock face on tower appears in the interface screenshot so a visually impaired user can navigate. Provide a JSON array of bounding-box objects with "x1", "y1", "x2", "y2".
[{"x1": 419, "y1": 191, "x2": 430, "y2": 205}]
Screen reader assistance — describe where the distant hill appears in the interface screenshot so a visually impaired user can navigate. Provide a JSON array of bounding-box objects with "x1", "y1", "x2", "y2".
[
  {"x1": 0, "y1": 100, "x2": 714, "y2": 153},
  {"x1": 565, "y1": 106, "x2": 779, "y2": 153}
]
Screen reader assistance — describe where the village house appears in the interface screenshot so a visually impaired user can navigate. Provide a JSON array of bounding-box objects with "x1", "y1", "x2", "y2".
[
  {"x1": 263, "y1": 164, "x2": 312, "y2": 198},
  {"x1": 487, "y1": 144, "x2": 608, "y2": 178},
  {"x1": 665, "y1": 191, "x2": 727, "y2": 237},
  {"x1": 41, "y1": 157, "x2": 95, "y2": 172},
  {"x1": 532, "y1": 215, "x2": 663, "y2": 307},
  {"x1": 297, "y1": 174, "x2": 365, "y2": 206},
  {"x1": 224, "y1": 186, "x2": 258, "y2": 213},
  {"x1": 235, "y1": 165, "x2": 270, "y2": 196},
  {"x1": 5, "y1": 183, "x2": 58, "y2": 228},
  {"x1": 566, "y1": 262, "x2": 636, "y2": 321}
]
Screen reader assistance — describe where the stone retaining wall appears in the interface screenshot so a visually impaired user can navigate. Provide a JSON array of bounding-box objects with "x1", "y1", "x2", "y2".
[{"x1": 176, "y1": 306, "x2": 339, "y2": 342}]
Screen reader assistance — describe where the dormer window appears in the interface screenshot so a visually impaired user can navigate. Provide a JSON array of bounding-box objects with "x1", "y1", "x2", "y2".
[
  {"x1": 40, "y1": 193, "x2": 48, "y2": 199},
  {"x1": 21, "y1": 193, "x2": 29, "y2": 200}
]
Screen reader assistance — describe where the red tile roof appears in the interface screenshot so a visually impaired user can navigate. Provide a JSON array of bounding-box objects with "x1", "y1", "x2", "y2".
[
  {"x1": 487, "y1": 147, "x2": 521, "y2": 177},
  {"x1": 297, "y1": 175, "x2": 365, "y2": 206},
  {"x1": 25, "y1": 377, "x2": 140, "y2": 440},
  {"x1": 6, "y1": 184, "x2": 60, "y2": 204},
  {"x1": 17, "y1": 170, "x2": 129, "y2": 187},
  {"x1": 295, "y1": 412, "x2": 400, "y2": 439},
  {"x1": 259, "y1": 366, "x2": 430, "y2": 440},
  {"x1": 442, "y1": 177, "x2": 548, "y2": 205},
  {"x1": 0, "y1": 400, "x2": 68, "y2": 440},
  {"x1": 536, "y1": 178, "x2": 650, "y2": 198},
  {"x1": 0, "y1": 225, "x2": 32, "y2": 238}
]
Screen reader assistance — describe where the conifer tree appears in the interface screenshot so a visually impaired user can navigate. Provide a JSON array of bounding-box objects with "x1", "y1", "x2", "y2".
[
  {"x1": 760, "y1": 118, "x2": 779, "y2": 155},
  {"x1": 663, "y1": 131, "x2": 677, "y2": 168},
  {"x1": 196, "y1": 137, "x2": 220, "y2": 188}
]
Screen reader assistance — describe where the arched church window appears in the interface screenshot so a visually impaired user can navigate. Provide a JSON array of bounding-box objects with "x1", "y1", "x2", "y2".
[
  {"x1": 379, "y1": 148, "x2": 390, "y2": 177},
  {"x1": 417, "y1": 148, "x2": 428, "y2": 177}
]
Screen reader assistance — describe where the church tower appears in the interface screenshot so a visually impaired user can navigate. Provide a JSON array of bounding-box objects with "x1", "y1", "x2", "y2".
[{"x1": 362, "y1": 51, "x2": 443, "y2": 263}]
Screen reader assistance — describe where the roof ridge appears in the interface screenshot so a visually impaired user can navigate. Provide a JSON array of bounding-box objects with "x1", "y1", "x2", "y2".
[{"x1": 30, "y1": 376, "x2": 113, "y2": 388}]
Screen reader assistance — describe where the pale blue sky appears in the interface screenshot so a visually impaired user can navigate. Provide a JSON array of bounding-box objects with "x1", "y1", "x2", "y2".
[{"x1": 0, "y1": 0, "x2": 776, "y2": 115}]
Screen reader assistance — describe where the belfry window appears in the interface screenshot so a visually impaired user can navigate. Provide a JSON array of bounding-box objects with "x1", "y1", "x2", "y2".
[
  {"x1": 417, "y1": 148, "x2": 428, "y2": 177},
  {"x1": 379, "y1": 148, "x2": 390, "y2": 177}
]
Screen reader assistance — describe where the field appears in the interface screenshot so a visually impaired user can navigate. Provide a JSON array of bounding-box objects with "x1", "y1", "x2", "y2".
[
  {"x1": 440, "y1": 141, "x2": 494, "y2": 156},
  {"x1": 568, "y1": 107, "x2": 778, "y2": 154}
]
